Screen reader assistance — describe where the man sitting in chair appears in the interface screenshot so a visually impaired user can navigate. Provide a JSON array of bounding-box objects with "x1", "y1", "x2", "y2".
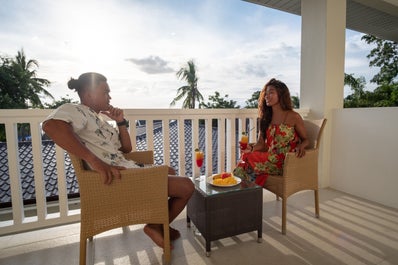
[{"x1": 42, "y1": 72, "x2": 194, "y2": 249}]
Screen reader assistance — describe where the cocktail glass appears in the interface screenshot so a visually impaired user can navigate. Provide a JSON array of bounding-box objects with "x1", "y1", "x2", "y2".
[
  {"x1": 239, "y1": 132, "x2": 249, "y2": 150},
  {"x1": 194, "y1": 149, "x2": 204, "y2": 168}
]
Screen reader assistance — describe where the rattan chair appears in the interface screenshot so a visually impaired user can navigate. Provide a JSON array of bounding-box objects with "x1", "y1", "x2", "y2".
[
  {"x1": 264, "y1": 118, "x2": 327, "y2": 234},
  {"x1": 69, "y1": 151, "x2": 171, "y2": 265}
]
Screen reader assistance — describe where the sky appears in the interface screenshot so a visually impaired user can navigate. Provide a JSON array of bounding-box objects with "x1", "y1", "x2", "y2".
[{"x1": 0, "y1": 0, "x2": 378, "y2": 108}]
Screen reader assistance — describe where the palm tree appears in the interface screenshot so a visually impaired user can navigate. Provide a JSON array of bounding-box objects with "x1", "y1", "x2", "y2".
[
  {"x1": 0, "y1": 49, "x2": 53, "y2": 141},
  {"x1": 170, "y1": 60, "x2": 204, "y2": 109},
  {"x1": 11, "y1": 49, "x2": 53, "y2": 108},
  {"x1": 1, "y1": 49, "x2": 52, "y2": 109}
]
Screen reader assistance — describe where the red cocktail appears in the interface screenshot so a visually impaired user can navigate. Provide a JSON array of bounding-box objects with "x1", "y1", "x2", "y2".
[
  {"x1": 195, "y1": 149, "x2": 204, "y2": 168},
  {"x1": 239, "y1": 132, "x2": 249, "y2": 150}
]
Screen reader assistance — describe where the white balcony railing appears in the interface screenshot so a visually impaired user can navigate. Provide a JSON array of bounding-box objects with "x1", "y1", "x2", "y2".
[{"x1": 0, "y1": 108, "x2": 309, "y2": 235}]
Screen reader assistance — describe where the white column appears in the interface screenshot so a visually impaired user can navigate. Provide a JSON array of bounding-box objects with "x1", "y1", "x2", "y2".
[{"x1": 300, "y1": 0, "x2": 346, "y2": 187}]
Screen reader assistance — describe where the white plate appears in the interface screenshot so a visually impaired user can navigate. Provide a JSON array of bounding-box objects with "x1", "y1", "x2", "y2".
[{"x1": 206, "y1": 174, "x2": 242, "y2": 187}]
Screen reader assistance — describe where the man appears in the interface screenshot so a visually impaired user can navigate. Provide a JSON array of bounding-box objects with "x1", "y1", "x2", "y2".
[{"x1": 42, "y1": 72, "x2": 194, "y2": 248}]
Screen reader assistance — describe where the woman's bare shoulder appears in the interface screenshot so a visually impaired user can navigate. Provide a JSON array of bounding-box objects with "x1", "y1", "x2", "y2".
[{"x1": 286, "y1": 110, "x2": 303, "y2": 125}]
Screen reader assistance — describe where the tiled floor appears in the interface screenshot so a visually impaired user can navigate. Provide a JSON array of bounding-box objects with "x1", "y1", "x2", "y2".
[{"x1": 1, "y1": 188, "x2": 397, "y2": 265}]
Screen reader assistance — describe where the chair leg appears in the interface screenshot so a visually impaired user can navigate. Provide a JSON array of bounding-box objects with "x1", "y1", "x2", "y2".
[
  {"x1": 163, "y1": 223, "x2": 171, "y2": 264},
  {"x1": 282, "y1": 197, "x2": 287, "y2": 235},
  {"x1": 80, "y1": 237, "x2": 87, "y2": 265},
  {"x1": 314, "y1": 189, "x2": 320, "y2": 218}
]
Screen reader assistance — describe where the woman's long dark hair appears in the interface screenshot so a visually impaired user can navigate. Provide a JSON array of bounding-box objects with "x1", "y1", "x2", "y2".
[{"x1": 258, "y1": 78, "x2": 293, "y2": 139}]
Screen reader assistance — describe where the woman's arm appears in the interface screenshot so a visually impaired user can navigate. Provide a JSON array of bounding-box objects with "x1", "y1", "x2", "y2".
[
  {"x1": 242, "y1": 132, "x2": 266, "y2": 154},
  {"x1": 252, "y1": 133, "x2": 267, "y2": 152},
  {"x1": 293, "y1": 112, "x2": 309, "y2": 157}
]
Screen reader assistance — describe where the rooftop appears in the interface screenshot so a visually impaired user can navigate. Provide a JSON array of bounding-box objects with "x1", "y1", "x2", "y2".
[{"x1": 0, "y1": 120, "x2": 223, "y2": 206}]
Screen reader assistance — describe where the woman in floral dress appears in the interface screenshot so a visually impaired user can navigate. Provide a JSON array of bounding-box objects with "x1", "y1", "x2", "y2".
[{"x1": 234, "y1": 78, "x2": 309, "y2": 186}]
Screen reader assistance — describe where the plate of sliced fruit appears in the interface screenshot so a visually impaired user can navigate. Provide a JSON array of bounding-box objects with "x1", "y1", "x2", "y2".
[{"x1": 207, "y1": 172, "x2": 241, "y2": 187}]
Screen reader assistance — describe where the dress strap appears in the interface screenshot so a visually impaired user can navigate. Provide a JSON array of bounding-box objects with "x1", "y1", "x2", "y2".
[{"x1": 282, "y1": 111, "x2": 289, "y2": 124}]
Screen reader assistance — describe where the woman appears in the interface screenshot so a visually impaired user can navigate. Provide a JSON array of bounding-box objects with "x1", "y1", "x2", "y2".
[
  {"x1": 234, "y1": 78, "x2": 309, "y2": 186},
  {"x1": 42, "y1": 72, "x2": 194, "y2": 249}
]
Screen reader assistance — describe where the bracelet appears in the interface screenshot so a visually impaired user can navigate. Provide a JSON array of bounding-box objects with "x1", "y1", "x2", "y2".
[{"x1": 117, "y1": 119, "x2": 129, "y2": 128}]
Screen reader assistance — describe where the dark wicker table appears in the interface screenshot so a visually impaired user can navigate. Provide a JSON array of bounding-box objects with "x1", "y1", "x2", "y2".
[{"x1": 186, "y1": 176, "x2": 263, "y2": 256}]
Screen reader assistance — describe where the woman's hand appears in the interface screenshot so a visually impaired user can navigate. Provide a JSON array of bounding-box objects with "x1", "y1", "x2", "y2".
[
  {"x1": 240, "y1": 145, "x2": 252, "y2": 154},
  {"x1": 295, "y1": 144, "x2": 306, "y2": 158}
]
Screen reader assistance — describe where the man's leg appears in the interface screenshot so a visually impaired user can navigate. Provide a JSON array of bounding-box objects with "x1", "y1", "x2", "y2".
[
  {"x1": 144, "y1": 175, "x2": 194, "y2": 248},
  {"x1": 167, "y1": 176, "x2": 194, "y2": 222}
]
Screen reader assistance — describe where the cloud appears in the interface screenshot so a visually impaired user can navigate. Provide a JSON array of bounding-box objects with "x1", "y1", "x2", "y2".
[
  {"x1": 0, "y1": 1, "x2": 375, "y2": 108},
  {"x1": 126, "y1": 56, "x2": 174, "y2": 74}
]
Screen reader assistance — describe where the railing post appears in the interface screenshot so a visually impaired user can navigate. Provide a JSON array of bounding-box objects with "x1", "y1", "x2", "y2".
[
  {"x1": 5, "y1": 122, "x2": 24, "y2": 226},
  {"x1": 217, "y1": 117, "x2": 226, "y2": 173},
  {"x1": 205, "y1": 118, "x2": 213, "y2": 176},
  {"x1": 177, "y1": 118, "x2": 186, "y2": 176},
  {"x1": 192, "y1": 118, "x2": 199, "y2": 177},
  {"x1": 30, "y1": 120, "x2": 47, "y2": 221}
]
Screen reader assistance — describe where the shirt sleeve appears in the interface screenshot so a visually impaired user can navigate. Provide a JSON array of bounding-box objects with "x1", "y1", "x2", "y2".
[{"x1": 44, "y1": 103, "x2": 87, "y2": 133}]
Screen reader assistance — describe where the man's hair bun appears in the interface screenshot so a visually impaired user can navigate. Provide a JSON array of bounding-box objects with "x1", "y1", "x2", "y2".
[{"x1": 67, "y1": 78, "x2": 80, "y2": 91}]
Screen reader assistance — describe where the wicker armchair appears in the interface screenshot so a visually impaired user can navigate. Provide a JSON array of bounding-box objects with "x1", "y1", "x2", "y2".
[
  {"x1": 264, "y1": 118, "x2": 327, "y2": 234},
  {"x1": 69, "y1": 151, "x2": 171, "y2": 265}
]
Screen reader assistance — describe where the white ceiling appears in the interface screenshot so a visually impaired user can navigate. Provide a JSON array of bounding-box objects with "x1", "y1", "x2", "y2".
[{"x1": 244, "y1": 0, "x2": 398, "y2": 42}]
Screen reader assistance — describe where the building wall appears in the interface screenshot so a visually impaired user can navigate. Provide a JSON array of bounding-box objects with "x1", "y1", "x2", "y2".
[{"x1": 330, "y1": 107, "x2": 398, "y2": 209}]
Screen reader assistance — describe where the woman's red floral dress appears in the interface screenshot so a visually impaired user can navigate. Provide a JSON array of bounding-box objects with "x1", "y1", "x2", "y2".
[{"x1": 233, "y1": 124, "x2": 299, "y2": 186}]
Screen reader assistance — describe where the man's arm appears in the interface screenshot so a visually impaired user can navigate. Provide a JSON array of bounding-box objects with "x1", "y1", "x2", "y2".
[
  {"x1": 117, "y1": 123, "x2": 132, "y2": 153},
  {"x1": 42, "y1": 119, "x2": 122, "y2": 184},
  {"x1": 101, "y1": 105, "x2": 132, "y2": 153}
]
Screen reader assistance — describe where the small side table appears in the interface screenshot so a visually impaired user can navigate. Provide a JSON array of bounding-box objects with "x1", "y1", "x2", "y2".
[{"x1": 186, "y1": 176, "x2": 263, "y2": 256}]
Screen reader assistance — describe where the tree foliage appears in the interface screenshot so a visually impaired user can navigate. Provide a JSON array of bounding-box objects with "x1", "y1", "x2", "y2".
[
  {"x1": 245, "y1": 91, "x2": 260, "y2": 109},
  {"x1": 44, "y1": 95, "x2": 79, "y2": 109},
  {"x1": 170, "y1": 60, "x2": 204, "y2": 109},
  {"x1": 291, "y1": 95, "x2": 300, "y2": 108},
  {"x1": 0, "y1": 49, "x2": 52, "y2": 109},
  {"x1": 344, "y1": 35, "x2": 398, "y2": 108},
  {"x1": 362, "y1": 35, "x2": 398, "y2": 85},
  {"x1": 200, "y1": 91, "x2": 240, "y2": 109},
  {"x1": 0, "y1": 49, "x2": 54, "y2": 141},
  {"x1": 344, "y1": 73, "x2": 370, "y2": 108}
]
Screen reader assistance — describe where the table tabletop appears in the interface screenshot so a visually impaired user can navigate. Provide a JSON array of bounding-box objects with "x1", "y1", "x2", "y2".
[{"x1": 190, "y1": 175, "x2": 261, "y2": 197}]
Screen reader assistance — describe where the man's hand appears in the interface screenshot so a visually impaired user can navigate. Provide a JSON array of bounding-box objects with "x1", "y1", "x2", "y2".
[
  {"x1": 101, "y1": 105, "x2": 124, "y2": 122},
  {"x1": 88, "y1": 158, "x2": 126, "y2": 185}
]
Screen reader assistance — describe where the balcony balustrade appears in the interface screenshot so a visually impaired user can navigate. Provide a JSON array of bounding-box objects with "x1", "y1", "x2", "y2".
[{"x1": 0, "y1": 108, "x2": 309, "y2": 235}]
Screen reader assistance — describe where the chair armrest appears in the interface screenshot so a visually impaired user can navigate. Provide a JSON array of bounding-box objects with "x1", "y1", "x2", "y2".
[
  {"x1": 123, "y1": 150, "x2": 154, "y2": 164},
  {"x1": 77, "y1": 165, "x2": 170, "y2": 236},
  {"x1": 283, "y1": 149, "x2": 319, "y2": 181}
]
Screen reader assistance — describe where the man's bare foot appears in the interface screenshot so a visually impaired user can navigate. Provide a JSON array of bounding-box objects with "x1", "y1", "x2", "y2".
[
  {"x1": 170, "y1": 227, "x2": 181, "y2": 241},
  {"x1": 144, "y1": 224, "x2": 165, "y2": 248}
]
